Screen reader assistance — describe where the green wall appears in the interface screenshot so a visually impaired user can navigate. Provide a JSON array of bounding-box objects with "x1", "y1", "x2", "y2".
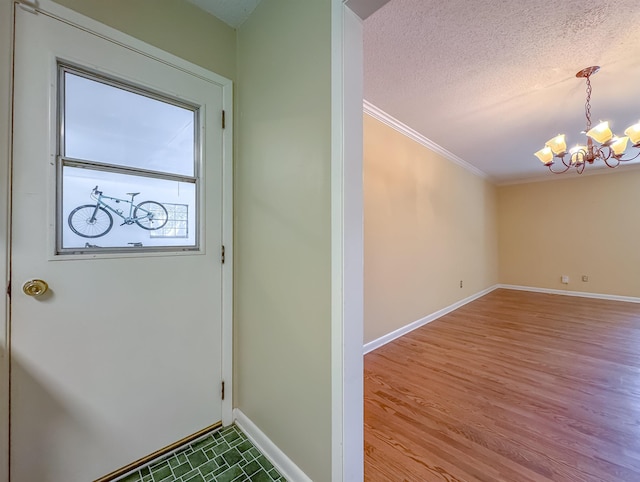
[
  {"x1": 53, "y1": 0, "x2": 236, "y2": 80},
  {"x1": 235, "y1": 1, "x2": 333, "y2": 480}
]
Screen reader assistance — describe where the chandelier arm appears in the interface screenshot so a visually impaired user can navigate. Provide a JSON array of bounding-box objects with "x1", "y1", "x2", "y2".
[
  {"x1": 575, "y1": 149, "x2": 587, "y2": 166},
  {"x1": 547, "y1": 162, "x2": 572, "y2": 174},
  {"x1": 616, "y1": 150, "x2": 640, "y2": 163},
  {"x1": 558, "y1": 156, "x2": 572, "y2": 168},
  {"x1": 603, "y1": 156, "x2": 620, "y2": 168},
  {"x1": 597, "y1": 145, "x2": 618, "y2": 168},
  {"x1": 577, "y1": 162, "x2": 586, "y2": 174}
]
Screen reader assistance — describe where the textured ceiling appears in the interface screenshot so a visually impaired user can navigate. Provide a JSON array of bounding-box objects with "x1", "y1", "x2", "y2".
[
  {"x1": 364, "y1": 0, "x2": 640, "y2": 182},
  {"x1": 185, "y1": 0, "x2": 261, "y2": 28}
]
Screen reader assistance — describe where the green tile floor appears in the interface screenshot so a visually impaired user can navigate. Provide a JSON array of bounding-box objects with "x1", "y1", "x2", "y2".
[{"x1": 116, "y1": 425, "x2": 286, "y2": 482}]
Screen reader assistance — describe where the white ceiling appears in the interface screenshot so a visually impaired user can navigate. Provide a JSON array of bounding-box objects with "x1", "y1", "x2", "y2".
[
  {"x1": 185, "y1": 0, "x2": 261, "y2": 28},
  {"x1": 364, "y1": 0, "x2": 640, "y2": 183}
]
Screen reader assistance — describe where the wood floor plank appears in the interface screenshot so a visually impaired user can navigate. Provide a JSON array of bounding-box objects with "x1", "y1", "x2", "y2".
[{"x1": 364, "y1": 289, "x2": 640, "y2": 481}]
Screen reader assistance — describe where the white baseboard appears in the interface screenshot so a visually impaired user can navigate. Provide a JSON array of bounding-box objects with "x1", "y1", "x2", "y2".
[
  {"x1": 499, "y1": 284, "x2": 640, "y2": 303},
  {"x1": 233, "y1": 409, "x2": 311, "y2": 482},
  {"x1": 363, "y1": 283, "x2": 640, "y2": 356},
  {"x1": 363, "y1": 285, "x2": 500, "y2": 354}
]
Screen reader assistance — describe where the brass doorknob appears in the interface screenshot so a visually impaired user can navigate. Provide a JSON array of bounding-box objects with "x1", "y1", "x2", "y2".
[{"x1": 22, "y1": 279, "x2": 49, "y2": 297}]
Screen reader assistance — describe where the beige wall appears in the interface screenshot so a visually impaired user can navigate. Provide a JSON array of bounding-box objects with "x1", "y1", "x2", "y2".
[
  {"x1": 498, "y1": 169, "x2": 640, "y2": 297},
  {"x1": 53, "y1": 0, "x2": 236, "y2": 80},
  {"x1": 364, "y1": 114, "x2": 499, "y2": 344},
  {"x1": 235, "y1": 1, "x2": 332, "y2": 481}
]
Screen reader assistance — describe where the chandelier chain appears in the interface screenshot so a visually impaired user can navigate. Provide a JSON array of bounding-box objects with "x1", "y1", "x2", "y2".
[{"x1": 585, "y1": 75, "x2": 592, "y2": 132}]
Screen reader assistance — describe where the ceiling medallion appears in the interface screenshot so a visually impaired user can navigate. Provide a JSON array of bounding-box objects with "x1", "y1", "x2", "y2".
[{"x1": 534, "y1": 66, "x2": 640, "y2": 174}]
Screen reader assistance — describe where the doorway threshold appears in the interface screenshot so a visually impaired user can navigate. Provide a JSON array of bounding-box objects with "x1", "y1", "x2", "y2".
[{"x1": 114, "y1": 425, "x2": 286, "y2": 482}]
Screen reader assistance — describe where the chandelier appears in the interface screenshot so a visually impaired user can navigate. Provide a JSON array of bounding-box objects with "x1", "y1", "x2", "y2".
[{"x1": 535, "y1": 66, "x2": 640, "y2": 174}]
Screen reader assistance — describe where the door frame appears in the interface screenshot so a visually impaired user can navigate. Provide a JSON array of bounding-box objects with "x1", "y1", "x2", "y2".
[
  {"x1": 0, "y1": 0, "x2": 12, "y2": 481},
  {"x1": 330, "y1": 3, "x2": 365, "y2": 480},
  {"x1": 1, "y1": 2, "x2": 234, "y2": 480}
]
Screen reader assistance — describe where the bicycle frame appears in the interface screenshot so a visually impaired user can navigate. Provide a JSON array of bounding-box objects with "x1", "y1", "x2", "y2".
[{"x1": 89, "y1": 187, "x2": 150, "y2": 225}]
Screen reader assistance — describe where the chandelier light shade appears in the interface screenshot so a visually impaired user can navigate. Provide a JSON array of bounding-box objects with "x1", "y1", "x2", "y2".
[
  {"x1": 534, "y1": 146, "x2": 553, "y2": 165},
  {"x1": 535, "y1": 66, "x2": 640, "y2": 174},
  {"x1": 611, "y1": 136, "x2": 629, "y2": 156},
  {"x1": 586, "y1": 121, "x2": 613, "y2": 144},
  {"x1": 626, "y1": 123, "x2": 640, "y2": 144},
  {"x1": 545, "y1": 135, "x2": 567, "y2": 156}
]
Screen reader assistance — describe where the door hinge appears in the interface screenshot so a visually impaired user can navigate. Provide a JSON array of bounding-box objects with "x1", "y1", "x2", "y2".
[
  {"x1": 221, "y1": 245, "x2": 225, "y2": 264},
  {"x1": 6, "y1": 281, "x2": 11, "y2": 298},
  {"x1": 221, "y1": 110, "x2": 225, "y2": 129},
  {"x1": 221, "y1": 381, "x2": 225, "y2": 400}
]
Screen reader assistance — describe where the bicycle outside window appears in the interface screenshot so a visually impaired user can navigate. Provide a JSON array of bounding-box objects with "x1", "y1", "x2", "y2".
[{"x1": 57, "y1": 62, "x2": 201, "y2": 254}]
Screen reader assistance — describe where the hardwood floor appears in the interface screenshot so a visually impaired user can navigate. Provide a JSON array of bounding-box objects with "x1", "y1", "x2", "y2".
[{"x1": 364, "y1": 289, "x2": 640, "y2": 481}]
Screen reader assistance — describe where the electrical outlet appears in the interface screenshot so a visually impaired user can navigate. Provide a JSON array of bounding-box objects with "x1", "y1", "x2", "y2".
[
  {"x1": 582, "y1": 275, "x2": 589, "y2": 282},
  {"x1": 561, "y1": 275, "x2": 569, "y2": 284},
  {"x1": 460, "y1": 280, "x2": 463, "y2": 288}
]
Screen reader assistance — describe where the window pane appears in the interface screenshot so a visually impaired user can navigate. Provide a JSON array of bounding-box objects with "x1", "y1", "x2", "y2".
[
  {"x1": 61, "y1": 166, "x2": 197, "y2": 250},
  {"x1": 64, "y1": 72, "x2": 196, "y2": 176},
  {"x1": 150, "y1": 203, "x2": 189, "y2": 239}
]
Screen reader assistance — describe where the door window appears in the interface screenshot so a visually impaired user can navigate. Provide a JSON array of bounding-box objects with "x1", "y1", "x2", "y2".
[
  {"x1": 150, "y1": 203, "x2": 189, "y2": 239},
  {"x1": 58, "y1": 64, "x2": 200, "y2": 252}
]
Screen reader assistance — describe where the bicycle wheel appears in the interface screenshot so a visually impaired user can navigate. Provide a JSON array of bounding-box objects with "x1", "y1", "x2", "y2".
[
  {"x1": 68, "y1": 204, "x2": 113, "y2": 238},
  {"x1": 134, "y1": 201, "x2": 168, "y2": 230}
]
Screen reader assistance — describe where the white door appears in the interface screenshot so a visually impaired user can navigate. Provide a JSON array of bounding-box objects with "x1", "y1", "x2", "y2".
[{"x1": 11, "y1": 5, "x2": 231, "y2": 482}]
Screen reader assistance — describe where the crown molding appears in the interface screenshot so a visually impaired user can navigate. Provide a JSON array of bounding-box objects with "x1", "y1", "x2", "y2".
[
  {"x1": 496, "y1": 161, "x2": 640, "y2": 186},
  {"x1": 362, "y1": 100, "x2": 640, "y2": 186},
  {"x1": 363, "y1": 100, "x2": 489, "y2": 180}
]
